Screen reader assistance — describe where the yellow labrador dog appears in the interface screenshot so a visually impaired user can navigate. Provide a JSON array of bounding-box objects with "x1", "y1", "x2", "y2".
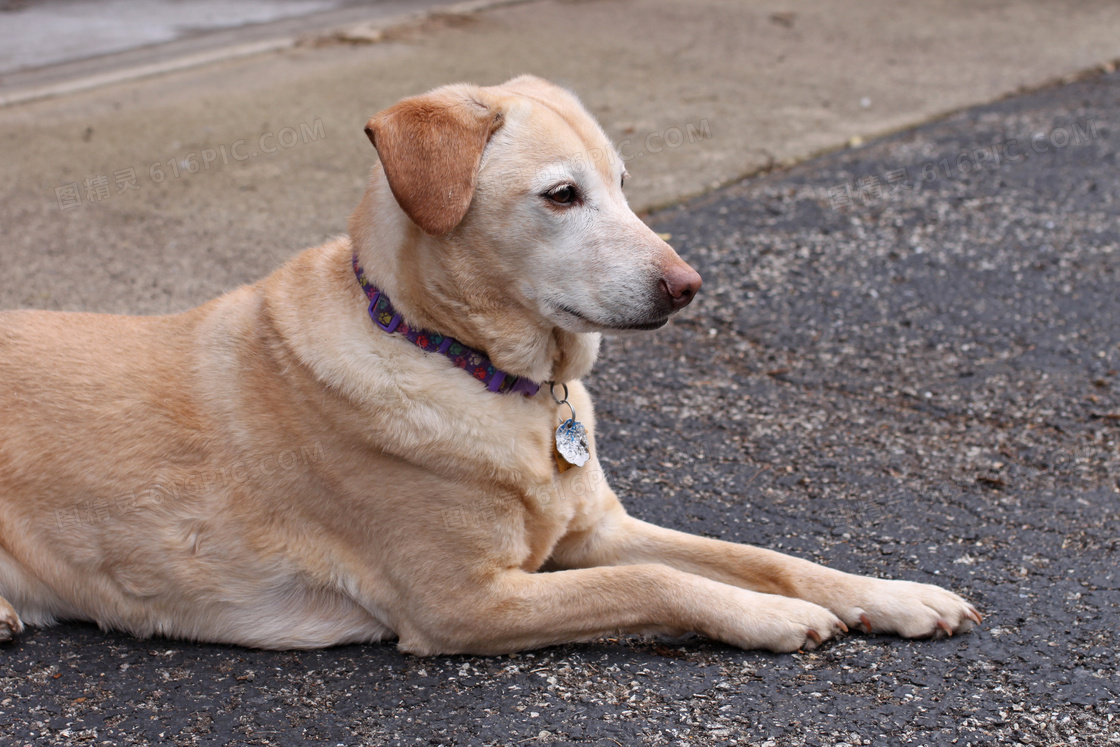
[{"x1": 0, "y1": 76, "x2": 980, "y2": 654}]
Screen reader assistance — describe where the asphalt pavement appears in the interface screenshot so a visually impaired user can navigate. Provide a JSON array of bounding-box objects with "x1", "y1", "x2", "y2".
[{"x1": 1, "y1": 59, "x2": 1117, "y2": 747}]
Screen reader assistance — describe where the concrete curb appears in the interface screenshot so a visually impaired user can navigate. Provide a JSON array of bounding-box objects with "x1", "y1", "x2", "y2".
[
  {"x1": 645, "y1": 56, "x2": 1120, "y2": 216},
  {"x1": 0, "y1": 0, "x2": 531, "y2": 109}
]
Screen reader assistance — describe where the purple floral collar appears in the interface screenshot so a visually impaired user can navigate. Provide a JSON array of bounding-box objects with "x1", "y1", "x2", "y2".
[{"x1": 352, "y1": 253, "x2": 541, "y2": 397}]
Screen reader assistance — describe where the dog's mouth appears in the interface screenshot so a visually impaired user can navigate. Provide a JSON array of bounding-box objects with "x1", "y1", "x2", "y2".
[{"x1": 557, "y1": 304, "x2": 669, "y2": 331}]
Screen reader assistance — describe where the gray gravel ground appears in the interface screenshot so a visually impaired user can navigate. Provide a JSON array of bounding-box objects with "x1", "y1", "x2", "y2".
[{"x1": 3, "y1": 73, "x2": 1120, "y2": 746}]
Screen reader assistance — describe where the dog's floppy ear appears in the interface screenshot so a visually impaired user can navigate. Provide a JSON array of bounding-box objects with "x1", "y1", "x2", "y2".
[{"x1": 364, "y1": 88, "x2": 505, "y2": 236}]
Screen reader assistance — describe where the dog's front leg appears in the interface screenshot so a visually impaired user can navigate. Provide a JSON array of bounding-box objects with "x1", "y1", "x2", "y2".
[
  {"x1": 393, "y1": 564, "x2": 847, "y2": 656},
  {"x1": 549, "y1": 490, "x2": 981, "y2": 640}
]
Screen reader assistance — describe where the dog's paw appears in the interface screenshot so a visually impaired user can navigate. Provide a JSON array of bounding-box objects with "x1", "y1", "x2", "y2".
[
  {"x1": 0, "y1": 599, "x2": 24, "y2": 644},
  {"x1": 838, "y1": 578, "x2": 981, "y2": 639},
  {"x1": 726, "y1": 593, "x2": 849, "y2": 653}
]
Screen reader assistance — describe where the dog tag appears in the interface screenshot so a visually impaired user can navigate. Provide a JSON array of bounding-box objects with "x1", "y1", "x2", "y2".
[{"x1": 555, "y1": 418, "x2": 590, "y2": 468}]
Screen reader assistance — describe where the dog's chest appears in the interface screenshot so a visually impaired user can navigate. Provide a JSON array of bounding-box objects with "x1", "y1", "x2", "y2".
[{"x1": 516, "y1": 462, "x2": 604, "y2": 571}]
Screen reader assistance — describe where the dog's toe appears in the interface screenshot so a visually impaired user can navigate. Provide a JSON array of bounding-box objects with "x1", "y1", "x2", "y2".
[
  {"x1": 842, "y1": 579, "x2": 980, "y2": 640},
  {"x1": 0, "y1": 600, "x2": 24, "y2": 643}
]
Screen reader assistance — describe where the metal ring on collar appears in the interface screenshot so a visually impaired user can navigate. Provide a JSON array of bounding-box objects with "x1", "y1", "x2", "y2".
[{"x1": 549, "y1": 382, "x2": 577, "y2": 423}]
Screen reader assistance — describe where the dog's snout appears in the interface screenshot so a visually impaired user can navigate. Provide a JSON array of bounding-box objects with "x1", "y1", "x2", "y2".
[{"x1": 660, "y1": 265, "x2": 702, "y2": 310}]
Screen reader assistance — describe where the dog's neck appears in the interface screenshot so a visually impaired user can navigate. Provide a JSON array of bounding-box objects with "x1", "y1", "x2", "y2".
[{"x1": 348, "y1": 172, "x2": 600, "y2": 385}]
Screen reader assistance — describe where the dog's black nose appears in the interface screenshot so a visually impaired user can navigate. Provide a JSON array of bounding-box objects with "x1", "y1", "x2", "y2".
[{"x1": 660, "y1": 265, "x2": 702, "y2": 310}]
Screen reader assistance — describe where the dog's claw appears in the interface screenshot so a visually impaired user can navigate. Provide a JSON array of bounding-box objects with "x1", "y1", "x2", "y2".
[
  {"x1": 968, "y1": 608, "x2": 983, "y2": 625},
  {"x1": 837, "y1": 620, "x2": 849, "y2": 634},
  {"x1": 859, "y1": 613, "x2": 873, "y2": 634},
  {"x1": 936, "y1": 619, "x2": 953, "y2": 637},
  {"x1": 806, "y1": 629, "x2": 822, "y2": 645}
]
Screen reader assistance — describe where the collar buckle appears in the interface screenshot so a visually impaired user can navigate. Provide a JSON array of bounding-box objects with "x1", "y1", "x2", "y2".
[{"x1": 367, "y1": 291, "x2": 403, "y2": 333}]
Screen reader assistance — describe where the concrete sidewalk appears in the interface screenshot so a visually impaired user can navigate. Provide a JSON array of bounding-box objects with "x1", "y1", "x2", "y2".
[{"x1": 3, "y1": 0, "x2": 1120, "y2": 316}]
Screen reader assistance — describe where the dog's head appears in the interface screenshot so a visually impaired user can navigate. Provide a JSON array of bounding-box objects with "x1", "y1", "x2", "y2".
[{"x1": 359, "y1": 75, "x2": 700, "y2": 335}]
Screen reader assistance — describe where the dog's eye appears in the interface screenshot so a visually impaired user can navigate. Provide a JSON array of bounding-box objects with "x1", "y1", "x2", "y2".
[
  {"x1": 545, "y1": 184, "x2": 578, "y2": 205},
  {"x1": 621, "y1": 172, "x2": 629, "y2": 188}
]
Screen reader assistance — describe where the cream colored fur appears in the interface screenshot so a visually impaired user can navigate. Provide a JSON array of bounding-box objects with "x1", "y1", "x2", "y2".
[{"x1": 0, "y1": 76, "x2": 979, "y2": 654}]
